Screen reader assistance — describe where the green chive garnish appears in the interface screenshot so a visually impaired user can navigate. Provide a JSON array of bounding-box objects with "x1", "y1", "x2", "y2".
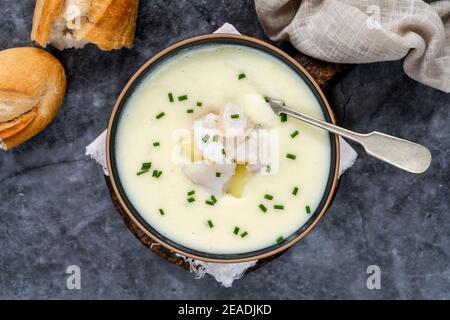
[
  {"x1": 233, "y1": 227, "x2": 240, "y2": 235},
  {"x1": 259, "y1": 204, "x2": 267, "y2": 213},
  {"x1": 141, "y1": 162, "x2": 152, "y2": 170},
  {"x1": 168, "y1": 93, "x2": 174, "y2": 103},
  {"x1": 274, "y1": 204, "x2": 284, "y2": 210},
  {"x1": 230, "y1": 114, "x2": 240, "y2": 119},
  {"x1": 280, "y1": 113, "x2": 287, "y2": 122},
  {"x1": 205, "y1": 200, "x2": 214, "y2": 206},
  {"x1": 213, "y1": 135, "x2": 219, "y2": 142},
  {"x1": 196, "y1": 101, "x2": 202, "y2": 107},
  {"x1": 266, "y1": 166, "x2": 271, "y2": 173},
  {"x1": 292, "y1": 187, "x2": 299, "y2": 196},
  {"x1": 187, "y1": 190, "x2": 195, "y2": 196},
  {"x1": 202, "y1": 134, "x2": 210, "y2": 143},
  {"x1": 264, "y1": 194, "x2": 273, "y2": 200},
  {"x1": 290, "y1": 130, "x2": 299, "y2": 138},
  {"x1": 221, "y1": 148, "x2": 226, "y2": 155},
  {"x1": 153, "y1": 142, "x2": 160, "y2": 147},
  {"x1": 187, "y1": 109, "x2": 194, "y2": 114},
  {"x1": 286, "y1": 153, "x2": 296, "y2": 160},
  {"x1": 306, "y1": 205, "x2": 311, "y2": 214},
  {"x1": 238, "y1": 73, "x2": 246, "y2": 80},
  {"x1": 159, "y1": 209, "x2": 165, "y2": 216},
  {"x1": 264, "y1": 96, "x2": 270, "y2": 103},
  {"x1": 156, "y1": 112, "x2": 165, "y2": 119},
  {"x1": 187, "y1": 197, "x2": 195, "y2": 203},
  {"x1": 137, "y1": 162, "x2": 152, "y2": 175},
  {"x1": 276, "y1": 236, "x2": 284, "y2": 243},
  {"x1": 240, "y1": 231, "x2": 248, "y2": 238},
  {"x1": 178, "y1": 95, "x2": 188, "y2": 101},
  {"x1": 216, "y1": 172, "x2": 221, "y2": 178},
  {"x1": 210, "y1": 195, "x2": 217, "y2": 204},
  {"x1": 207, "y1": 220, "x2": 214, "y2": 228},
  {"x1": 153, "y1": 170, "x2": 162, "y2": 178}
]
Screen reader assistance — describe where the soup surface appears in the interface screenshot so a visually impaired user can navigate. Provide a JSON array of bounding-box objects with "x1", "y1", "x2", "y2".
[{"x1": 115, "y1": 44, "x2": 331, "y2": 254}]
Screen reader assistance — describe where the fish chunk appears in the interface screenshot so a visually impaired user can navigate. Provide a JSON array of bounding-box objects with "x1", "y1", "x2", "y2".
[
  {"x1": 192, "y1": 113, "x2": 225, "y2": 163},
  {"x1": 219, "y1": 103, "x2": 252, "y2": 138},
  {"x1": 182, "y1": 162, "x2": 236, "y2": 196}
]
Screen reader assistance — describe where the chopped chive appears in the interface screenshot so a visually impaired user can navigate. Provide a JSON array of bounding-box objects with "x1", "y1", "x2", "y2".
[
  {"x1": 153, "y1": 142, "x2": 160, "y2": 147},
  {"x1": 238, "y1": 73, "x2": 246, "y2": 80},
  {"x1": 221, "y1": 148, "x2": 226, "y2": 155},
  {"x1": 290, "y1": 130, "x2": 299, "y2": 138},
  {"x1": 233, "y1": 227, "x2": 240, "y2": 235},
  {"x1": 230, "y1": 114, "x2": 240, "y2": 119},
  {"x1": 264, "y1": 96, "x2": 270, "y2": 103},
  {"x1": 240, "y1": 231, "x2": 248, "y2": 238},
  {"x1": 136, "y1": 170, "x2": 148, "y2": 176},
  {"x1": 159, "y1": 209, "x2": 165, "y2": 216},
  {"x1": 264, "y1": 194, "x2": 274, "y2": 201},
  {"x1": 156, "y1": 112, "x2": 165, "y2": 119},
  {"x1": 187, "y1": 190, "x2": 195, "y2": 196},
  {"x1": 280, "y1": 113, "x2": 287, "y2": 122},
  {"x1": 274, "y1": 204, "x2": 284, "y2": 210},
  {"x1": 202, "y1": 134, "x2": 210, "y2": 143},
  {"x1": 216, "y1": 172, "x2": 221, "y2": 178},
  {"x1": 306, "y1": 205, "x2": 311, "y2": 214},
  {"x1": 168, "y1": 93, "x2": 174, "y2": 103},
  {"x1": 196, "y1": 101, "x2": 203, "y2": 107},
  {"x1": 210, "y1": 195, "x2": 217, "y2": 204},
  {"x1": 187, "y1": 197, "x2": 196, "y2": 203},
  {"x1": 205, "y1": 200, "x2": 215, "y2": 206},
  {"x1": 141, "y1": 162, "x2": 152, "y2": 170},
  {"x1": 292, "y1": 186, "x2": 299, "y2": 196},
  {"x1": 178, "y1": 95, "x2": 188, "y2": 101},
  {"x1": 207, "y1": 220, "x2": 214, "y2": 228},
  {"x1": 286, "y1": 153, "x2": 296, "y2": 160},
  {"x1": 266, "y1": 165, "x2": 271, "y2": 173},
  {"x1": 276, "y1": 236, "x2": 284, "y2": 243},
  {"x1": 213, "y1": 135, "x2": 219, "y2": 142},
  {"x1": 186, "y1": 109, "x2": 194, "y2": 114},
  {"x1": 153, "y1": 170, "x2": 162, "y2": 178},
  {"x1": 259, "y1": 204, "x2": 267, "y2": 213}
]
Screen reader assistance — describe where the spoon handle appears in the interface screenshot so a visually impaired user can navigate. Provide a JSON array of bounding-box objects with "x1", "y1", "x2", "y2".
[{"x1": 270, "y1": 102, "x2": 432, "y2": 174}]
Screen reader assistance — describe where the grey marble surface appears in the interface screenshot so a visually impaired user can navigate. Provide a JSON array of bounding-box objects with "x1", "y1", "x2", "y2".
[{"x1": 0, "y1": 1, "x2": 449, "y2": 300}]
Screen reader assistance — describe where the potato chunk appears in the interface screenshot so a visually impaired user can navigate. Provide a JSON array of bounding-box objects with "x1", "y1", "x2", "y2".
[{"x1": 227, "y1": 164, "x2": 250, "y2": 198}]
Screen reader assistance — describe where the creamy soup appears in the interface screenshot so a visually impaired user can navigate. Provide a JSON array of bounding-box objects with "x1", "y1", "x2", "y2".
[{"x1": 115, "y1": 44, "x2": 331, "y2": 254}]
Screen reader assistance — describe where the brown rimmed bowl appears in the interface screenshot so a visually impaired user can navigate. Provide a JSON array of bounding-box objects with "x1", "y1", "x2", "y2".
[{"x1": 106, "y1": 34, "x2": 340, "y2": 263}]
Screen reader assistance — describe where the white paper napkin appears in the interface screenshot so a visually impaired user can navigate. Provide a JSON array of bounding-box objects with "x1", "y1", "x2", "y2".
[{"x1": 85, "y1": 23, "x2": 358, "y2": 287}]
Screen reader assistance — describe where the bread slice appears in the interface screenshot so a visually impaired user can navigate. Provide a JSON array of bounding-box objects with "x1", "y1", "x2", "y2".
[
  {"x1": 0, "y1": 47, "x2": 66, "y2": 150},
  {"x1": 31, "y1": 0, "x2": 139, "y2": 51}
]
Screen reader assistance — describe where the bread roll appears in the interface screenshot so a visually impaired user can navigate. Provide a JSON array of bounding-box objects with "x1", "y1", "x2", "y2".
[
  {"x1": 31, "y1": 0, "x2": 139, "y2": 51},
  {"x1": 0, "y1": 47, "x2": 66, "y2": 150}
]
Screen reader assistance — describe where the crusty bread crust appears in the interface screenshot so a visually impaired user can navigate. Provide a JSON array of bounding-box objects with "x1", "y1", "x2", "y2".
[
  {"x1": 84, "y1": 0, "x2": 139, "y2": 50},
  {"x1": 31, "y1": 0, "x2": 139, "y2": 51},
  {"x1": 0, "y1": 47, "x2": 66, "y2": 150}
]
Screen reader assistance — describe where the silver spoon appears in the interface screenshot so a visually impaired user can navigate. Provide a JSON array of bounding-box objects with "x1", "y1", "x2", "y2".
[{"x1": 268, "y1": 98, "x2": 432, "y2": 174}]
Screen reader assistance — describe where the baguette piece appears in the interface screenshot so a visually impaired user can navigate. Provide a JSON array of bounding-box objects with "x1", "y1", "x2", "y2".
[
  {"x1": 0, "y1": 47, "x2": 66, "y2": 150},
  {"x1": 31, "y1": 0, "x2": 139, "y2": 51}
]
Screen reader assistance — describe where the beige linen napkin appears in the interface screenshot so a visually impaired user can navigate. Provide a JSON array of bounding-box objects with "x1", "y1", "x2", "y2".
[
  {"x1": 255, "y1": 0, "x2": 450, "y2": 93},
  {"x1": 85, "y1": 23, "x2": 358, "y2": 287}
]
